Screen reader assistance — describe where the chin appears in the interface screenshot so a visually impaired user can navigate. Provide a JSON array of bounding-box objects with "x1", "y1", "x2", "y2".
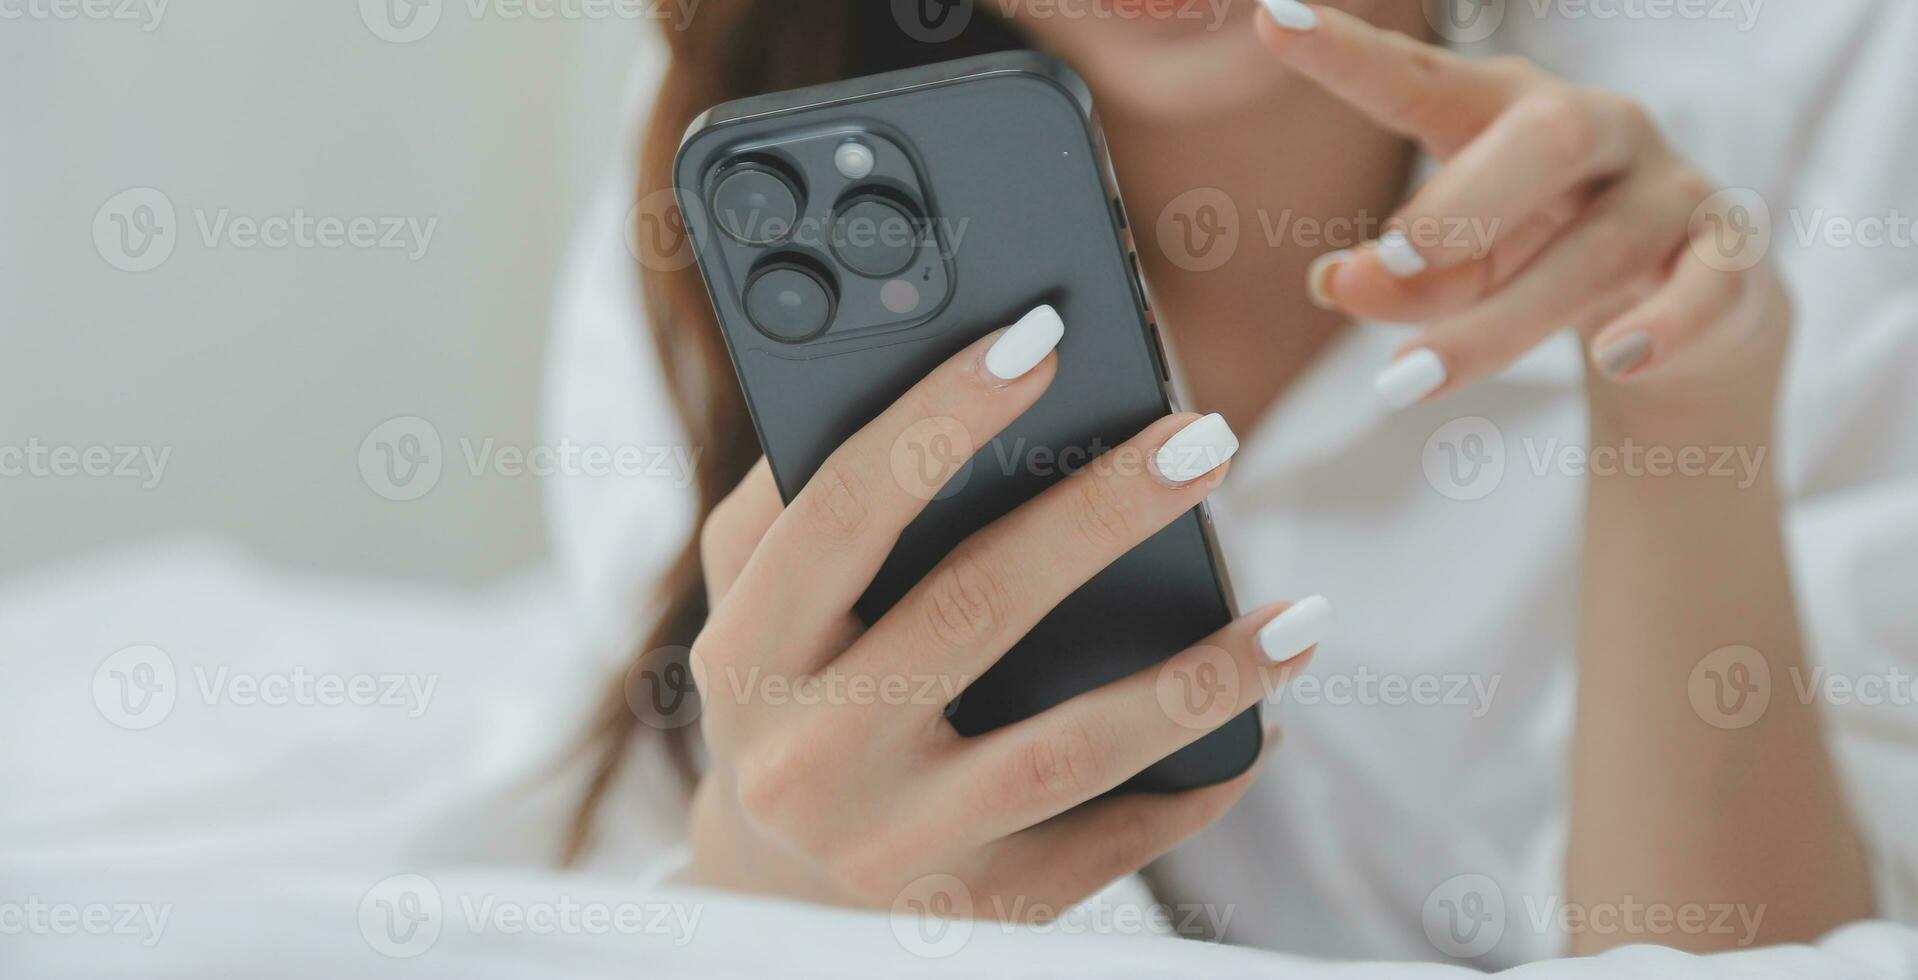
[
  {"x1": 1011, "y1": 12, "x2": 1291, "y2": 122},
  {"x1": 1078, "y1": 33, "x2": 1292, "y2": 120}
]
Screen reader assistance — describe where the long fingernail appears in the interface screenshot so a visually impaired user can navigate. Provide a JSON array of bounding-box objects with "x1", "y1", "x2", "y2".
[
  {"x1": 1373, "y1": 349, "x2": 1447, "y2": 409},
  {"x1": 1257, "y1": 0, "x2": 1319, "y2": 31},
  {"x1": 1376, "y1": 230, "x2": 1428, "y2": 279},
  {"x1": 1259, "y1": 596, "x2": 1333, "y2": 664},
  {"x1": 984, "y1": 305, "x2": 1065, "y2": 382},
  {"x1": 1593, "y1": 331, "x2": 1652, "y2": 380},
  {"x1": 1307, "y1": 250, "x2": 1352, "y2": 310},
  {"x1": 1155, "y1": 413, "x2": 1239, "y2": 484}
]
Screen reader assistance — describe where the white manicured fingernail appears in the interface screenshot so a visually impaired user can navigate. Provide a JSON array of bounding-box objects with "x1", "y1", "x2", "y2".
[
  {"x1": 1259, "y1": 596, "x2": 1333, "y2": 664},
  {"x1": 1593, "y1": 331, "x2": 1653, "y2": 379},
  {"x1": 1307, "y1": 249, "x2": 1352, "y2": 309},
  {"x1": 1258, "y1": 0, "x2": 1319, "y2": 31},
  {"x1": 984, "y1": 305, "x2": 1065, "y2": 381},
  {"x1": 1377, "y1": 230, "x2": 1428, "y2": 278},
  {"x1": 1373, "y1": 349, "x2": 1446, "y2": 409},
  {"x1": 1155, "y1": 413, "x2": 1239, "y2": 484}
]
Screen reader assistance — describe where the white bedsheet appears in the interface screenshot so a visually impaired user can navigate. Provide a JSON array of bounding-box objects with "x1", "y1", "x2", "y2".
[{"x1": 5, "y1": 541, "x2": 1918, "y2": 977}]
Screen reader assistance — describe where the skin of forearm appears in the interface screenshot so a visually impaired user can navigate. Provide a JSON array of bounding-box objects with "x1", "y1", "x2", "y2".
[{"x1": 1567, "y1": 294, "x2": 1875, "y2": 954}]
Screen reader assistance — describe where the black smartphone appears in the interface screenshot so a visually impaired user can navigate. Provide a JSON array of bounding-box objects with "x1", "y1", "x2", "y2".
[{"x1": 676, "y1": 52, "x2": 1259, "y2": 793}]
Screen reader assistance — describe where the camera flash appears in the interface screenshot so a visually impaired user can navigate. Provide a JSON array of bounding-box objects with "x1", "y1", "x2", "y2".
[{"x1": 834, "y1": 141, "x2": 876, "y2": 180}]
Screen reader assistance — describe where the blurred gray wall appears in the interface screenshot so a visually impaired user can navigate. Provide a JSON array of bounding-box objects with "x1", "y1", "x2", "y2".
[{"x1": 1, "y1": 3, "x2": 653, "y2": 582}]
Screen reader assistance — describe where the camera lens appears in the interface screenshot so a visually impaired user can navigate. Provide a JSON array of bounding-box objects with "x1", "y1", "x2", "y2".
[
  {"x1": 744, "y1": 262, "x2": 836, "y2": 342},
  {"x1": 832, "y1": 195, "x2": 922, "y2": 279},
  {"x1": 712, "y1": 163, "x2": 800, "y2": 246}
]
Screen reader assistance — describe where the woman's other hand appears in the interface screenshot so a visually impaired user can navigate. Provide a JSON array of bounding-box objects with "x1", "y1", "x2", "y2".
[{"x1": 1257, "y1": 1, "x2": 1786, "y2": 412}]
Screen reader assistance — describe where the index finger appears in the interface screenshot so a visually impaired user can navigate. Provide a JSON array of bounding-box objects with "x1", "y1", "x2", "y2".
[
  {"x1": 1253, "y1": 1, "x2": 1516, "y2": 157},
  {"x1": 721, "y1": 305, "x2": 1065, "y2": 669}
]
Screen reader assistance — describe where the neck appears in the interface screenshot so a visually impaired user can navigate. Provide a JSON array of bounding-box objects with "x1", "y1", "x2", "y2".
[{"x1": 1101, "y1": 80, "x2": 1416, "y2": 435}]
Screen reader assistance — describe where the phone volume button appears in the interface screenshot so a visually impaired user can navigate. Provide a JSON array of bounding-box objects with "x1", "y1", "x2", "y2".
[
  {"x1": 1127, "y1": 252, "x2": 1150, "y2": 313},
  {"x1": 1148, "y1": 322, "x2": 1171, "y2": 383}
]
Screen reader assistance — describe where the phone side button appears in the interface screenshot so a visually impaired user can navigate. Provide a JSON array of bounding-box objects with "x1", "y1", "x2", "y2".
[
  {"x1": 1112, "y1": 196, "x2": 1129, "y2": 231},
  {"x1": 1148, "y1": 323, "x2": 1171, "y2": 383},
  {"x1": 1127, "y1": 252, "x2": 1150, "y2": 313}
]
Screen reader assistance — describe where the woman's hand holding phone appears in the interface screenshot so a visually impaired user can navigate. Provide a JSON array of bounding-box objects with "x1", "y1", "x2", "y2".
[{"x1": 682, "y1": 306, "x2": 1330, "y2": 914}]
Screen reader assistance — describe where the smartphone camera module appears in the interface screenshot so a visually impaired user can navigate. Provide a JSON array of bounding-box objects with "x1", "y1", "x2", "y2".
[
  {"x1": 711, "y1": 162, "x2": 801, "y2": 246},
  {"x1": 744, "y1": 260, "x2": 837, "y2": 343},
  {"x1": 831, "y1": 193, "x2": 923, "y2": 279}
]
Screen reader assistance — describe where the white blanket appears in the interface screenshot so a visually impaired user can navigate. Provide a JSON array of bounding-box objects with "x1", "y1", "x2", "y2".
[{"x1": 5, "y1": 542, "x2": 1917, "y2": 977}]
